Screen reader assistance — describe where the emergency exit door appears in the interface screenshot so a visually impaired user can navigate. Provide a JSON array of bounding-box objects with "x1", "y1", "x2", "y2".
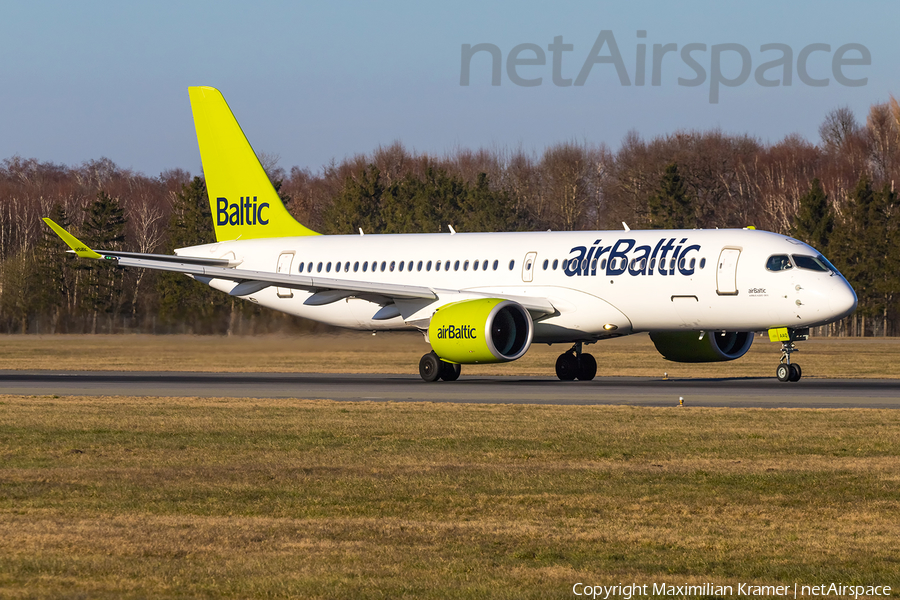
[
  {"x1": 522, "y1": 252, "x2": 537, "y2": 282},
  {"x1": 276, "y1": 252, "x2": 294, "y2": 298},
  {"x1": 716, "y1": 248, "x2": 740, "y2": 295}
]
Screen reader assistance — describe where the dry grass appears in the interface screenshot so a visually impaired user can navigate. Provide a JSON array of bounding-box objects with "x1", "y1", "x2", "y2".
[
  {"x1": 1, "y1": 395, "x2": 899, "y2": 598},
  {"x1": 1, "y1": 332, "x2": 899, "y2": 378}
]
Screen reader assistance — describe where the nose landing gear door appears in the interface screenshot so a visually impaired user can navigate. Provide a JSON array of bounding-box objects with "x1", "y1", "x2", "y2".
[
  {"x1": 716, "y1": 247, "x2": 741, "y2": 296},
  {"x1": 276, "y1": 251, "x2": 294, "y2": 298},
  {"x1": 522, "y1": 252, "x2": 537, "y2": 283}
]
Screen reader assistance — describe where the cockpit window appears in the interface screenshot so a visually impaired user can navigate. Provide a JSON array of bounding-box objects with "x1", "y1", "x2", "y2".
[
  {"x1": 766, "y1": 255, "x2": 793, "y2": 272},
  {"x1": 792, "y1": 254, "x2": 829, "y2": 272}
]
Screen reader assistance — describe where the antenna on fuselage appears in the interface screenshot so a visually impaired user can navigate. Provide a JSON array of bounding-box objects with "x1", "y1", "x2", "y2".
[{"x1": 622, "y1": 222, "x2": 631, "y2": 231}]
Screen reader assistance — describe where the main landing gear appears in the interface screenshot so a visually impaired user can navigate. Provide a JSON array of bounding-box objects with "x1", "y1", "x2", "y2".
[
  {"x1": 774, "y1": 328, "x2": 808, "y2": 382},
  {"x1": 419, "y1": 351, "x2": 461, "y2": 382},
  {"x1": 555, "y1": 342, "x2": 597, "y2": 381}
]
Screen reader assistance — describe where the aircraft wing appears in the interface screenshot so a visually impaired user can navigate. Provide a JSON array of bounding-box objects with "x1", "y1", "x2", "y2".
[{"x1": 43, "y1": 218, "x2": 556, "y2": 315}]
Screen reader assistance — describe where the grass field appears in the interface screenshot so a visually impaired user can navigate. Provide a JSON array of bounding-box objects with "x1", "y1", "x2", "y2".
[
  {"x1": 1, "y1": 332, "x2": 899, "y2": 378},
  {"x1": 1, "y1": 395, "x2": 899, "y2": 599}
]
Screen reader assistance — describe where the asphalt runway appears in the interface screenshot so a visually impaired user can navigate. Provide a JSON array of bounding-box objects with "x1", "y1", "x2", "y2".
[{"x1": 1, "y1": 370, "x2": 898, "y2": 408}]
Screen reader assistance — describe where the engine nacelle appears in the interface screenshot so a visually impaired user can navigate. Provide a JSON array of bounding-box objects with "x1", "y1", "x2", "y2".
[
  {"x1": 429, "y1": 298, "x2": 533, "y2": 364},
  {"x1": 649, "y1": 331, "x2": 753, "y2": 363}
]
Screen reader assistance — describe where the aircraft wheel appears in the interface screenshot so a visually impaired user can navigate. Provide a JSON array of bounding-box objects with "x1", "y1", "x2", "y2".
[
  {"x1": 789, "y1": 363, "x2": 802, "y2": 382},
  {"x1": 440, "y1": 361, "x2": 461, "y2": 381},
  {"x1": 419, "y1": 352, "x2": 442, "y2": 382},
  {"x1": 576, "y1": 353, "x2": 597, "y2": 381},
  {"x1": 776, "y1": 363, "x2": 791, "y2": 382},
  {"x1": 556, "y1": 353, "x2": 578, "y2": 381}
]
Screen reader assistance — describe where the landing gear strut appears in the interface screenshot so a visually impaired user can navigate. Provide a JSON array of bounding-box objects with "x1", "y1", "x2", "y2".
[
  {"x1": 774, "y1": 328, "x2": 807, "y2": 382},
  {"x1": 419, "y1": 352, "x2": 461, "y2": 382},
  {"x1": 555, "y1": 342, "x2": 596, "y2": 381}
]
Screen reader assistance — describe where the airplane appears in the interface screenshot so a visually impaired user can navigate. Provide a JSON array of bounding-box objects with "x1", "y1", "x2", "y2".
[{"x1": 44, "y1": 86, "x2": 858, "y2": 383}]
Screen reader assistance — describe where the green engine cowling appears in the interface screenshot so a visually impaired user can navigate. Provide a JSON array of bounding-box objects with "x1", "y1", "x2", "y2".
[
  {"x1": 429, "y1": 298, "x2": 533, "y2": 364},
  {"x1": 649, "y1": 331, "x2": 753, "y2": 362}
]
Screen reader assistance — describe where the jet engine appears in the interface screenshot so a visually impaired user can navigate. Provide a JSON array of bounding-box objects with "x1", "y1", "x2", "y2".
[
  {"x1": 429, "y1": 298, "x2": 533, "y2": 364},
  {"x1": 649, "y1": 331, "x2": 753, "y2": 362}
]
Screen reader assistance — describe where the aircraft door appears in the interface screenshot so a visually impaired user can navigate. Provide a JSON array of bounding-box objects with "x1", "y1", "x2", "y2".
[
  {"x1": 716, "y1": 248, "x2": 740, "y2": 295},
  {"x1": 522, "y1": 251, "x2": 537, "y2": 282},
  {"x1": 276, "y1": 251, "x2": 294, "y2": 298}
]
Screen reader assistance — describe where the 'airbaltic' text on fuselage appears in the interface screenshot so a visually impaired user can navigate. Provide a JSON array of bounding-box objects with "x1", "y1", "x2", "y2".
[
  {"x1": 216, "y1": 196, "x2": 270, "y2": 226},
  {"x1": 565, "y1": 237, "x2": 702, "y2": 277}
]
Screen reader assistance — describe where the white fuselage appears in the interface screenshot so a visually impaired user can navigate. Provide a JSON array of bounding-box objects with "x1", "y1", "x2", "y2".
[{"x1": 178, "y1": 228, "x2": 857, "y2": 343}]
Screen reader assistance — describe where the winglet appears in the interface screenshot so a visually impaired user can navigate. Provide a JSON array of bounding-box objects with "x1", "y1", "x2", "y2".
[{"x1": 42, "y1": 218, "x2": 103, "y2": 259}]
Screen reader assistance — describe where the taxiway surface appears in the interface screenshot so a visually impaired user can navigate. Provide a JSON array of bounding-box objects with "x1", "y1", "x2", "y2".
[{"x1": 1, "y1": 370, "x2": 898, "y2": 408}]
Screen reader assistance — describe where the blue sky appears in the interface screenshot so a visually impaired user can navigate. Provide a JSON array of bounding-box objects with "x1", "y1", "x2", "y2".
[{"x1": 0, "y1": 1, "x2": 896, "y2": 176}]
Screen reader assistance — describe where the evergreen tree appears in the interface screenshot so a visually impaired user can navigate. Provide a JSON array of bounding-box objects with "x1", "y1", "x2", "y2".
[
  {"x1": 156, "y1": 177, "x2": 230, "y2": 330},
  {"x1": 383, "y1": 167, "x2": 464, "y2": 233},
  {"x1": 33, "y1": 203, "x2": 74, "y2": 330},
  {"x1": 324, "y1": 166, "x2": 525, "y2": 235},
  {"x1": 459, "y1": 172, "x2": 525, "y2": 232},
  {"x1": 80, "y1": 191, "x2": 127, "y2": 331},
  {"x1": 647, "y1": 163, "x2": 695, "y2": 229},
  {"x1": 0, "y1": 251, "x2": 40, "y2": 332},
  {"x1": 791, "y1": 178, "x2": 833, "y2": 250},
  {"x1": 870, "y1": 183, "x2": 899, "y2": 334},
  {"x1": 323, "y1": 165, "x2": 386, "y2": 234},
  {"x1": 830, "y1": 175, "x2": 878, "y2": 330}
]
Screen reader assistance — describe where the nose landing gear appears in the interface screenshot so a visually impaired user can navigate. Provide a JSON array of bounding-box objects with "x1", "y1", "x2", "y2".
[
  {"x1": 770, "y1": 328, "x2": 808, "y2": 382},
  {"x1": 555, "y1": 342, "x2": 597, "y2": 381}
]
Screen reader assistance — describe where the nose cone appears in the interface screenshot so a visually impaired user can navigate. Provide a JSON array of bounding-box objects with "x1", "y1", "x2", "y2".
[{"x1": 829, "y1": 277, "x2": 858, "y2": 321}]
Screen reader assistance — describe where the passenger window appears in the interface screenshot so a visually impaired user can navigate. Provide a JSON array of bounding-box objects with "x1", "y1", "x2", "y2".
[
  {"x1": 334, "y1": 262, "x2": 340, "y2": 272},
  {"x1": 363, "y1": 261, "x2": 368, "y2": 272},
  {"x1": 345, "y1": 262, "x2": 350, "y2": 272},
  {"x1": 381, "y1": 261, "x2": 387, "y2": 271},
  {"x1": 509, "y1": 260, "x2": 515, "y2": 270},
  {"x1": 390, "y1": 261, "x2": 396, "y2": 272},
  {"x1": 326, "y1": 262, "x2": 332, "y2": 273},
  {"x1": 792, "y1": 255, "x2": 828, "y2": 272},
  {"x1": 552, "y1": 259, "x2": 558, "y2": 270},
  {"x1": 407, "y1": 261, "x2": 413, "y2": 271},
  {"x1": 492, "y1": 260, "x2": 498, "y2": 270},
  {"x1": 690, "y1": 258, "x2": 695, "y2": 270},
  {"x1": 699, "y1": 258, "x2": 706, "y2": 269},
  {"x1": 298, "y1": 263, "x2": 304, "y2": 273},
  {"x1": 426, "y1": 260, "x2": 432, "y2": 271},
  {"x1": 417, "y1": 261, "x2": 423, "y2": 271},
  {"x1": 473, "y1": 260, "x2": 479, "y2": 271},
  {"x1": 445, "y1": 260, "x2": 451, "y2": 271},
  {"x1": 435, "y1": 261, "x2": 441, "y2": 271},
  {"x1": 354, "y1": 261, "x2": 359, "y2": 272},
  {"x1": 464, "y1": 260, "x2": 469, "y2": 271},
  {"x1": 454, "y1": 260, "x2": 460, "y2": 271},
  {"x1": 317, "y1": 262, "x2": 323, "y2": 273},
  {"x1": 398, "y1": 261, "x2": 404, "y2": 272},
  {"x1": 766, "y1": 255, "x2": 793, "y2": 272},
  {"x1": 542, "y1": 259, "x2": 548, "y2": 270},
  {"x1": 308, "y1": 262, "x2": 313, "y2": 273},
  {"x1": 601, "y1": 259, "x2": 608, "y2": 270}
]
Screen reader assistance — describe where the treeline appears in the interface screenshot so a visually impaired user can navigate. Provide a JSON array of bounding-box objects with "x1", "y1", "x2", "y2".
[{"x1": 1, "y1": 98, "x2": 898, "y2": 335}]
